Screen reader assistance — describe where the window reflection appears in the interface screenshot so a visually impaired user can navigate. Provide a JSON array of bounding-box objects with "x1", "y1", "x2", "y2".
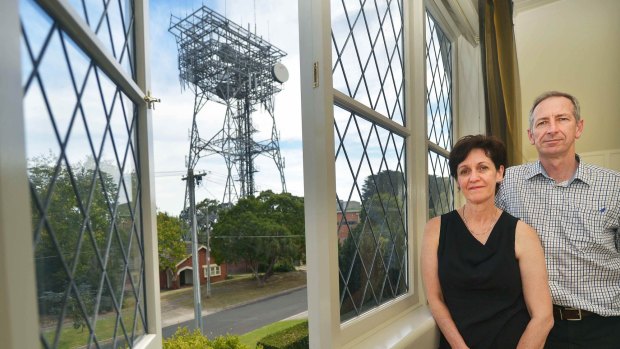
[
  {"x1": 21, "y1": 0, "x2": 145, "y2": 347},
  {"x1": 426, "y1": 11, "x2": 454, "y2": 218}
]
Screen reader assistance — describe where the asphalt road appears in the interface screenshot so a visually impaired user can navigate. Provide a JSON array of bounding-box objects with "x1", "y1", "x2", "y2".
[{"x1": 162, "y1": 287, "x2": 308, "y2": 339}]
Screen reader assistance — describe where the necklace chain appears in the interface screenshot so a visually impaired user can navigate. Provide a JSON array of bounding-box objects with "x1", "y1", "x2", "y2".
[{"x1": 461, "y1": 205, "x2": 500, "y2": 236}]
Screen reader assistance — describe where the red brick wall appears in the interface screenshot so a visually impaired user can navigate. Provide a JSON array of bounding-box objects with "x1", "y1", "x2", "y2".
[
  {"x1": 337, "y1": 211, "x2": 360, "y2": 243},
  {"x1": 159, "y1": 247, "x2": 228, "y2": 289}
]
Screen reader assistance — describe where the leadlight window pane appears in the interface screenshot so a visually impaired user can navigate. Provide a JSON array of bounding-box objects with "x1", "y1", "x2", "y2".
[
  {"x1": 426, "y1": 11, "x2": 454, "y2": 217},
  {"x1": 331, "y1": 0, "x2": 405, "y2": 126},
  {"x1": 334, "y1": 106, "x2": 408, "y2": 322},
  {"x1": 20, "y1": 0, "x2": 146, "y2": 347},
  {"x1": 331, "y1": 0, "x2": 407, "y2": 322},
  {"x1": 428, "y1": 151, "x2": 454, "y2": 218},
  {"x1": 66, "y1": 0, "x2": 136, "y2": 76}
]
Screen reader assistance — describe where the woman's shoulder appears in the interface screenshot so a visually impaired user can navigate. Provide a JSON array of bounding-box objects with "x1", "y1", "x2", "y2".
[
  {"x1": 514, "y1": 219, "x2": 543, "y2": 259},
  {"x1": 499, "y1": 210, "x2": 521, "y2": 226},
  {"x1": 424, "y1": 215, "x2": 441, "y2": 233},
  {"x1": 514, "y1": 218, "x2": 537, "y2": 237}
]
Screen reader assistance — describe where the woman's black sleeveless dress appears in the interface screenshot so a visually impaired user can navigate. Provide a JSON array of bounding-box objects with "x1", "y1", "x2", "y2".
[{"x1": 437, "y1": 210, "x2": 530, "y2": 349}]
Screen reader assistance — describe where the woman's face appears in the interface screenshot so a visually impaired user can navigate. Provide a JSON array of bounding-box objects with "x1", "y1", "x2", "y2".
[{"x1": 456, "y1": 148, "x2": 504, "y2": 205}]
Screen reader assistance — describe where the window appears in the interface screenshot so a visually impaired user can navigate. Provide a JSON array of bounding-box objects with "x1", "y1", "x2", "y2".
[
  {"x1": 426, "y1": 11, "x2": 455, "y2": 218},
  {"x1": 298, "y1": 0, "x2": 480, "y2": 347},
  {"x1": 4, "y1": 0, "x2": 161, "y2": 348},
  {"x1": 205, "y1": 264, "x2": 222, "y2": 277},
  {"x1": 331, "y1": 0, "x2": 408, "y2": 322}
]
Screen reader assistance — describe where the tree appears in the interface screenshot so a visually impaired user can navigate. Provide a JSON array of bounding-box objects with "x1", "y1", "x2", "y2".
[
  {"x1": 157, "y1": 212, "x2": 187, "y2": 287},
  {"x1": 428, "y1": 174, "x2": 453, "y2": 218},
  {"x1": 195, "y1": 197, "x2": 221, "y2": 244},
  {"x1": 339, "y1": 170, "x2": 407, "y2": 317},
  {"x1": 360, "y1": 169, "x2": 406, "y2": 203},
  {"x1": 211, "y1": 190, "x2": 304, "y2": 286},
  {"x1": 29, "y1": 153, "x2": 127, "y2": 322}
]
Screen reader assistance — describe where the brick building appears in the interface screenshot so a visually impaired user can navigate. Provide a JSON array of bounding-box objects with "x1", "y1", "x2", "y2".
[
  {"x1": 159, "y1": 244, "x2": 227, "y2": 290},
  {"x1": 337, "y1": 200, "x2": 361, "y2": 243}
]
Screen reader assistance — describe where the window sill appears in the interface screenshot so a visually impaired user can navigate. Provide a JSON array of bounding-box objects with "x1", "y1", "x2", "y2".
[
  {"x1": 133, "y1": 334, "x2": 161, "y2": 349},
  {"x1": 343, "y1": 305, "x2": 439, "y2": 349}
]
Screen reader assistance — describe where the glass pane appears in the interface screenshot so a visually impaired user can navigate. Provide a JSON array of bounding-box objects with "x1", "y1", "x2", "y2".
[
  {"x1": 335, "y1": 106, "x2": 408, "y2": 322},
  {"x1": 425, "y1": 11, "x2": 454, "y2": 218},
  {"x1": 67, "y1": 0, "x2": 136, "y2": 77},
  {"x1": 20, "y1": 0, "x2": 146, "y2": 347},
  {"x1": 331, "y1": 0, "x2": 405, "y2": 125},
  {"x1": 428, "y1": 151, "x2": 454, "y2": 218},
  {"x1": 425, "y1": 11, "x2": 453, "y2": 150}
]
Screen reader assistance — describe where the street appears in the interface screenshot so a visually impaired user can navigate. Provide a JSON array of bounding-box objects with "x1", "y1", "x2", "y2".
[{"x1": 162, "y1": 287, "x2": 308, "y2": 339}]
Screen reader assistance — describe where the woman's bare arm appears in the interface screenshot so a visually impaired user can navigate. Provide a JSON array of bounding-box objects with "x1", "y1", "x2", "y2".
[
  {"x1": 515, "y1": 220, "x2": 554, "y2": 349},
  {"x1": 421, "y1": 217, "x2": 470, "y2": 349}
]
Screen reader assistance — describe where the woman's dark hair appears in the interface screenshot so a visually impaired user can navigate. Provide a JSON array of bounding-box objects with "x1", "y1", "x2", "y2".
[{"x1": 448, "y1": 135, "x2": 507, "y2": 189}]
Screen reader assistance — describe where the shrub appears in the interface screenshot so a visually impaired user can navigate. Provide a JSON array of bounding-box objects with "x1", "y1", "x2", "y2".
[
  {"x1": 163, "y1": 327, "x2": 250, "y2": 349},
  {"x1": 256, "y1": 321, "x2": 308, "y2": 349},
  {"x1": 272, "y1": 261, "x2": 295, "y2": 273}
]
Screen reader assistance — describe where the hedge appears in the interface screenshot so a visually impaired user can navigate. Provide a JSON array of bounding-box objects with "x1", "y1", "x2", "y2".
[
  {"x1": 256, "y1": 320, "x2": 309, "y2": 349},
  {"x1": 163, "y1": 327, "x2": 250, "y2": 349}
]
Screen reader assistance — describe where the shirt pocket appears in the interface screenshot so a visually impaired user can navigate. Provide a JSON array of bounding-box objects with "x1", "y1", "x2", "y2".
[{"x1": 572, "y1": 207, "x2": 616, "y2": 253}]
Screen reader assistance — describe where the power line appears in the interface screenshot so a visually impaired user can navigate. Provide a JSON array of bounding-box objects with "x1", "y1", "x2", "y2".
[{"x1": 213, "y1": 235, "x2": 304, "y2": 238}]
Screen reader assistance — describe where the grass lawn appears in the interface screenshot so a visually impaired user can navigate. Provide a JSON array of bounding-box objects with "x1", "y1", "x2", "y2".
[
  {"x1": 238, "y1": 319, "x2": 306, "y2": 348},
  {"x1": 43, "y1": 308, "x2": 143, "y2": 348},
  {"x1": 42, "y1": 271, "x2": 306, "y2": 348},
  {"x1": 160, "y1": 270, "x2": 307, "y2": 315}
]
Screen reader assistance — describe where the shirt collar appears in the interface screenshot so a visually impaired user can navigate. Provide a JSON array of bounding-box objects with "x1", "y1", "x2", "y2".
[{"x1": 527, "y1": 155, "x2": 591, "y2": 186}]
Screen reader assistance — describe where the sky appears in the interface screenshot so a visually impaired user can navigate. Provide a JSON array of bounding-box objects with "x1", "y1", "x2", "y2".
[
  {"x1": 149, "y1": 0, "x2": 303, "y2": 215},
  {"x1": 147, "y1": 1, "x2": 452, "y2": 215},
  {"x1": 19, "y1": 0, "x2": 450, "y2": 217}
]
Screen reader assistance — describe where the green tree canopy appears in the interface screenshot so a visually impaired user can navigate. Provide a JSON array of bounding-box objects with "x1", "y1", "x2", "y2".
[
  {"x1": 211, "y1": 191, "x2": 304, "y2": 286},
  {"x1": 339, "y1": 170, "x2": 408, "y2": 318},
  {"x1": 157, "y1": 212, "x2": 187, "y2": 273},
  {"x1": 195, "y1": 197, "x2": 222, "y2": 244},
  {"x1": 360, "y1": 169, "x2": 405, "y2": 203},
  {"x1": 29, "y1": 153, "x2": 131, "y2": 325}
]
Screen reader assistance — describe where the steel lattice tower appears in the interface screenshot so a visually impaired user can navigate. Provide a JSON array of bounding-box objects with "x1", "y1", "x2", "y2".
[{"x1": 169, "y1": 5, "x2": 288, "y2": 206}]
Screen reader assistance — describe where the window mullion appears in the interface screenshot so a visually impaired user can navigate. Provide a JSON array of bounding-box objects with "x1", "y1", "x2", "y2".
[
  {"x1": 0, "y1": 1, "x2": 40, "y2": 348},
  {"x1": 35, "y1": 0, "x2": 145, "y2": 104}
]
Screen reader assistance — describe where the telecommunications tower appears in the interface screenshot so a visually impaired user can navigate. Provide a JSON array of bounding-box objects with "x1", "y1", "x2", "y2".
[
  {"x1": 169, "y1": 5, "x2": 288, "y2": 206},
  {"x1": 169, "y1": 6, "x2": 289, "y2": 332}
]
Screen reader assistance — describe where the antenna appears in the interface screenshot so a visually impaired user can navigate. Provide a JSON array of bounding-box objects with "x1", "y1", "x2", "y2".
[{"x1": 169, "y1": 5, "x2": 288, "y2": 207}]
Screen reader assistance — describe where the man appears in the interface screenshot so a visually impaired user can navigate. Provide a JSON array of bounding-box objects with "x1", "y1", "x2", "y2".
[{"x1": 497, "y1": 91, "x2": 620, "y2": 348}]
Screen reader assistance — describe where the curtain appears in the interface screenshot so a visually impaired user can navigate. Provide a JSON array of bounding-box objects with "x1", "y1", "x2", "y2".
[{"x1": 479, "y1": 0, "x2": 522, "y2": 165}]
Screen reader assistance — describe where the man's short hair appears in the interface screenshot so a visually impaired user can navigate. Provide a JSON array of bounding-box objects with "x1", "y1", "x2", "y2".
[{"x1": 528, "y1": 91, "x2": 581, "y2": 129}]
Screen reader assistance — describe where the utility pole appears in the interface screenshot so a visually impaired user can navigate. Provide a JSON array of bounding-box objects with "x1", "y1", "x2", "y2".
[
  {"x1": 205, "y1": 202, "x2": 212, "y2": 298},
  {"x1": 183, "y1": 169, "x2": 203, "y2": 333}
]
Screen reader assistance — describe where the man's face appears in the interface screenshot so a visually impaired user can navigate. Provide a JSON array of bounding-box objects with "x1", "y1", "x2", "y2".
[{"x1": 527, "y1": 96, "x2": 584, "y2": 159}]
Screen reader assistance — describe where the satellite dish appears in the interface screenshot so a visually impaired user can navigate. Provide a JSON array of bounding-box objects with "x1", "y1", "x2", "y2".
[{"x1": 271, "y1": 62, "x2": 289, "y2": 83}]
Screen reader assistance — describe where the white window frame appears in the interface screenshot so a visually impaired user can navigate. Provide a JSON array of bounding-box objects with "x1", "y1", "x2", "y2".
[
  {"x1": 0, "y1": 1, "x2": 162, "y2": 348},
  {"x1": 204, "y1": 264, "x2": 221, "y2": 277},
  {"x1": 298, "y1": 0, "x2": 484, "y2": 347}
]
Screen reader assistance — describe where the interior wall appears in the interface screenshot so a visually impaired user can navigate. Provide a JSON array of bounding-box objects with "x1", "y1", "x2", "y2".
[{"x1": 513, "y1": 0, "x2": 620, "y2": 165}]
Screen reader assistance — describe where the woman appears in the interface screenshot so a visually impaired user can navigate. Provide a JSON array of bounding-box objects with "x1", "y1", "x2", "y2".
[{"x1": 421, "y1": 135, "x2": 553, "y2": 349}]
